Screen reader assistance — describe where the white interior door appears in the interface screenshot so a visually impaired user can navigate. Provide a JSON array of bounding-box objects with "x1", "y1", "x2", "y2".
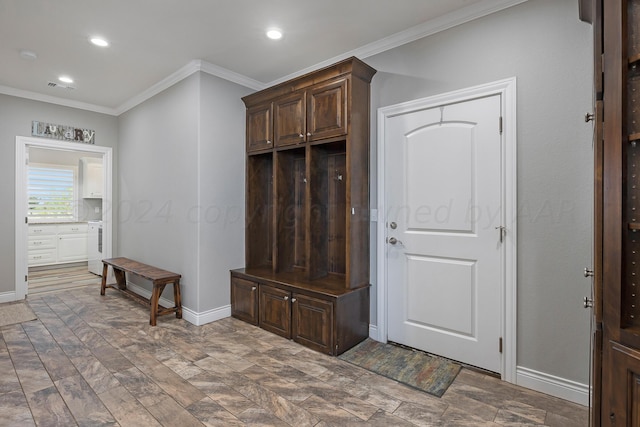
[{"x1": 385, "y1": 94, "x2": 503, "y2": 373}]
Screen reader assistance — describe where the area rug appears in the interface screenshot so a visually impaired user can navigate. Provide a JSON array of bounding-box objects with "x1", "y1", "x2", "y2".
[
  {"x1": 338, "y1": 338, "x2": 461, "y2": 397},
  {"x1": 0, "y1": 301, "x2": 37, "y2": 327}
]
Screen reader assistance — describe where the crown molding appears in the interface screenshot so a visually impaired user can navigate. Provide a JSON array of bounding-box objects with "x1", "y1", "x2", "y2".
[
  {"x1": 266, "y1": 0, "x2": 529, "y2": 87},
  {"x1": 0, "y1": 84, "x2": 118, "y2": 115},
  {"x1": 0, "y1": 0, "x2": 527, "y2": 116},
  {"x1": 114, "y1": 60, "x2": 266, "y2": 115},
  {"x1": 198, "y1": 60, "x2": 266, "y2": 92}
]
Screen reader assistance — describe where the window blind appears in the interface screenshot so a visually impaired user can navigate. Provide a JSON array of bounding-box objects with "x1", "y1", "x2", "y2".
[{"x1": 28, "y1": 165, "x2": 76, "y2": 221}]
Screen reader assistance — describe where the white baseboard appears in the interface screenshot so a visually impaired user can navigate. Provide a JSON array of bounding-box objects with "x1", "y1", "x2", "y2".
[
  {"x1": 182, "y1": 305, "x2": 231, "y2": 326},
  {"x1": 0, "y1": 291, "x2": 19, "y2": 303},
  {"x1": 516, "y1": 366, "x2": 589, "y2": 406},
  {"x1": 369, "y1": 324, "x2": 379, "y2": 341},
  {"x1": 125, "y1": 281, "x2": 230, "y2": 326}
]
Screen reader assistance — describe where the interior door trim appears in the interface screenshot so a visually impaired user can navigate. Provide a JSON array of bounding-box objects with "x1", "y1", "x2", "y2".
[
  {"x1": 15, "y1": 136, "x2": 114, "y2": 300},
  {"x1": 375, "y1": 77, "x2": 517, "y2": 382}
]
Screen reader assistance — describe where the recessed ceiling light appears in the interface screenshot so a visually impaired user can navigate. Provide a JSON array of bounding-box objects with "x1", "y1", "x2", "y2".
[
  {"x1": 90, "y1": 37, "x2": 109, "y2": 47},
  {"x1": 266, "y1": 28, "x2": 283, "y2": 40},
  {"x1": 19, "y1": 49, "x2": 38, "y2": 60},
  {"x1": 59, "y1": 76, "x2": 73, "y2": 84}
]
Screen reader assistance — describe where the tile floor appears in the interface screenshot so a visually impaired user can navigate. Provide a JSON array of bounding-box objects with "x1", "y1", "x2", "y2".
[{"x1": 1, "y1": 285, "x2": 588, "y2": 426}]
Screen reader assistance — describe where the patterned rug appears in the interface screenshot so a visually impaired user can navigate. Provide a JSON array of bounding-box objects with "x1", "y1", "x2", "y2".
[
  {"x1": 0, "y1": 301, "x2": 37, "y2": 327},
  {"x1": 338, "y1": 338, "x2": 461, "y2": 397}
]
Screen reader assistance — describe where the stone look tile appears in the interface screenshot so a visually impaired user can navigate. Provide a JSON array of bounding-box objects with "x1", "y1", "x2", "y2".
[
  {"x1": 186, "y1": 396, "x2": 245, "y2": 426},
  {"x1": 236, "y1": 407, "x2": 291, "y2": 426},
  {"x1": 55, "y1": 374, "x2": 117, "y2": 426},
  {"x1": 1, "y1": 286, "x2": 588, "y2": 427},
  {"x1": 146, "y1": 395, "x2": 207, "y2": 427},
  {"x1": 26, "y1": 385, "x2": 77, "y2": 427},
  {"x1": 71, "y1": 354, "x2": 121, "y2": 394},
  {"x1": 98, "y1": 385, "x2": 162, "y2": 427},
  {"x1": 0, "y1": 389, "x2": 36, "y2": 426}
]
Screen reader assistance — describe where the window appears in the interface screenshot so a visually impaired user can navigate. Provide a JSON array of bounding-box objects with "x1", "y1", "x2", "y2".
[{"x1": 28, "y1": 164, "x2": 77, "y2": 221}]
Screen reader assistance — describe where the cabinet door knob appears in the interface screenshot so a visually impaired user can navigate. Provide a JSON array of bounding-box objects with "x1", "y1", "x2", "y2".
[
  {"x1": 291, "y1": 298, "x2": 297, "y2": 303},
  {"x1": 299, "y1": 133, "x2": 304, "y2": 138},
  {"x1": 306, "y1": 132, "x2": 311, "y2": 137},
  {"x1": 283, "y1": 295, "x2": 289, "y2": 301},
  {"x1": 251, "y1": 286, "x2": 256, "y2": 291},
  {"x1": 266, "y1": 140, "x2": 272, "y2": 144}
]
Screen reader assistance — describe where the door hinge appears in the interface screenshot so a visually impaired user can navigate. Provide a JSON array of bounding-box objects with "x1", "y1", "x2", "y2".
[
  {"x1": 499, "y1": 337, "x2": 503, "y2": 353},
  {"x1": 25, "y1": 275, "x2": 28, "y2": 282},
  {"x1": 499, "y1": 116, "x2": 503, "y2": 134},
  {"x1": 25, "y1": 217, "x2": 28, "y2": 224}
]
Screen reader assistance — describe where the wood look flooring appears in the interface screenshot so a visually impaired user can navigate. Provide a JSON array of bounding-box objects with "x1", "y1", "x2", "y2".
[
  {"x1": 1, "y1": 286, "x2": 588, "y2": 426},
  {"x1": 28, "y1": 265, "x2": 102, "y2": 295}
]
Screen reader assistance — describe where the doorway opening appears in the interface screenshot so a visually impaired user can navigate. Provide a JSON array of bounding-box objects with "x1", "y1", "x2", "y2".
[{"x1": 15, "y1": 136, "x2": 113, "y2": 299}]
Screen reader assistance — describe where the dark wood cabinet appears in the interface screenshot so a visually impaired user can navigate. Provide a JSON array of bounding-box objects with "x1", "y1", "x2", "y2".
[
  {"x1": 259, "y1": 284, "x2": 291, "y2": 337},
  {"x1": 588, "y1": 0, "x2": 640, "y2": 425},
  {"x1": 231, "y1": 269, "x2": 369, "y2": 355},
  {"x1": 247, "y1": 103, "x2": 273, "y2": 152},
  {"x1": 274, "y1": 92, "x2": 306, "y2": 147},
  {"x1": 230, "y1": 276, "x2": 258, "y2": 325},
  {"x1": 307, "y1": 77, "x2": 348, "y2": 142},
  {"x1": 232, "y1": 57, "x2": 376, "y2": 356},
  {"x1": 292, "y1": 293, "x2": 333, "y2": 354}
]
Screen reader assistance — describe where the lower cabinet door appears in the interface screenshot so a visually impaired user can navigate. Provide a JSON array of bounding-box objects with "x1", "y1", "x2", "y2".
[
  {"x1": 604, "y1": 341, "x2": 640, "y2": 426},
  {"x1": 259, "y1": 284, "x2": 291, "y2": 338},
  {"x1": 230, "y1": 277, "x2": 259, "y2": 325},
  {"x1": 292, "y1": 293, "x2": 333, "y2": 355}
]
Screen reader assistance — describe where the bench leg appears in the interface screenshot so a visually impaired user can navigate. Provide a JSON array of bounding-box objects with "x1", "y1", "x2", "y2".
[
  {"x1": 100, "y1": 263, "x2": 108, "y2": 295},
  {"x1": 150, "y1": 283, "x2": 166, "y2": 326},
  {"x1": 173, "y1": 279, "x2": 182, "y2": 319},
  {"x1": 113, "y1": 268, "x2": 127, "y2": 290}
]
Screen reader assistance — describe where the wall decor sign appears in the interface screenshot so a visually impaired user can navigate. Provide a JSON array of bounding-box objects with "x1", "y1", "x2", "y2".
[{"x1": 31, "y1": 121, "x2": 96, "y2": 144}]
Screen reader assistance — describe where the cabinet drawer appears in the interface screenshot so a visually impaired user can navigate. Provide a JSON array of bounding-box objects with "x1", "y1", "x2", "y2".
[
  {"x1": 28, "y1": 224, "x2": 57, "y2": 236},
  {"x1": 28, "y1": 249, "x2": 57, "y2": 266},
  {"x1": 28, "y1": 235, "x2": 56, "y2": 250},
  {"x1": 231, "y1": 276, "x2": 259, "y2": 325},
  {"x1": 58, "y1": 223, "x2": 88, "y2": 234}
]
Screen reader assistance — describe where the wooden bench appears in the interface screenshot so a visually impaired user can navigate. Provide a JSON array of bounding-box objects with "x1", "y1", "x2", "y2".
[{"x1": 100, "y1": 257, "x2": 182, "y2": 326}]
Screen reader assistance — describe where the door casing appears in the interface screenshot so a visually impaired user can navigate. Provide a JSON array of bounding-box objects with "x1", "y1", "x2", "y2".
[
  {"x1": 15, "y1": 136, "x2": 114, "y2": 301},
  {"x1": 375, "y1": 78, "x2": 517, "y2": 382}
]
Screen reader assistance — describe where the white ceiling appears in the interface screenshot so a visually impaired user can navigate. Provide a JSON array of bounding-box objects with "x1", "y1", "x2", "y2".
[{"x1": 0, "y1": 0, "x2": 526, "y2": 115}]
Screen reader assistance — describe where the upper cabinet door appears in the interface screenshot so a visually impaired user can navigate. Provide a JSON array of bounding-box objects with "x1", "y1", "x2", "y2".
[
  {"x1": 274, "y1": 91, "x2": 306, "y2": 147},
  {"x1": 247, "y1": 103, "x2": 273, "y2": 152},
  {"x1": 307, "y1": 78, "x2": 348, "y2": 142}
]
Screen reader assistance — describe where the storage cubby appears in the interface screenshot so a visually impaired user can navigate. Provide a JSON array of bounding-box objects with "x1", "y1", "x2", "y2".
[
  {"x1": 275, "y1": 147, "x2": 306, "y2": 273},
  {"x1": 246, "y1": 153, "x2": 273, "y2": 269},
  {"x1": 309, "y1": 141, "x2": 347, "y2": 280},
  {"x1": 231, "y1": 57, "x2": 376, "y2": 355}
]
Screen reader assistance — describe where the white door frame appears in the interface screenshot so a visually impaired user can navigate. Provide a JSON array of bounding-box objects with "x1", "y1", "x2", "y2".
[
  {"x1": 376, "y1": 78, "x2": 517, "y2": 382},
  {"x1": 15, "y1": 136, "x2": 113, "y2": 300}
]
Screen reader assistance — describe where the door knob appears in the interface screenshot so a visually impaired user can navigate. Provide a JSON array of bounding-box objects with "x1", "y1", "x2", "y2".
[
  {"x1": 389, "y1": 222, "x2": 397, "y2": 229},
  {"x1": 387, "y1": 237, "x2": 402, "y2": 245},
  {"x1": 584, "y1": 267, "x2": 594, "y2": 277}
]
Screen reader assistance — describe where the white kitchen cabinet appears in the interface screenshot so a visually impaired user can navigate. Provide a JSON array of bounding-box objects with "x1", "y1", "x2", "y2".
[
  {"x1": 57, "y1": 223, "x2": 88, "y2": 263},
  {"x1": 81, "y1": 158, "x2": 103, "y2": 198},
  {"x1": 28, "y1": 223, "x2": 88, "y2": 266}
]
